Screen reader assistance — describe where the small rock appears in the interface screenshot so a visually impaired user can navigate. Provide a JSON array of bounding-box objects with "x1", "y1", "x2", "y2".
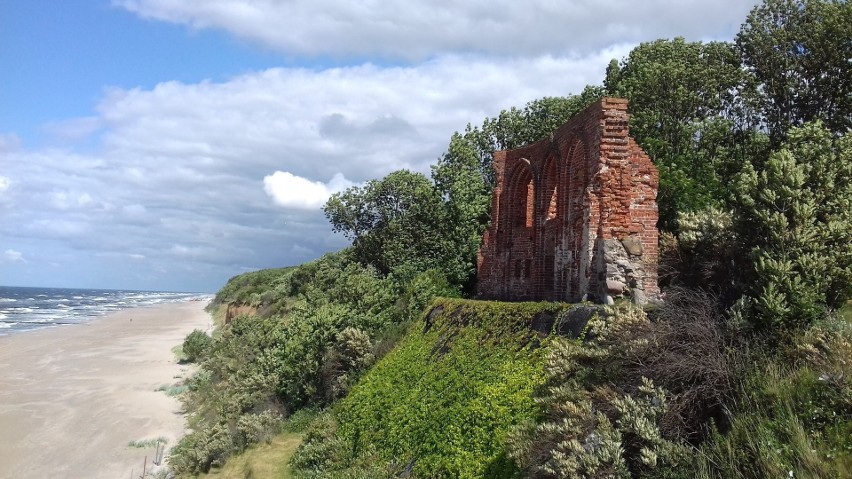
[
  {"x1": 621, "y1": 236, "x2": 643, "y2": 256},
  {"x1": 606, "y1": 279, "x2": 625, "y2": 295},
  {"x1": 604, "y1": 295, "x2": 615, "y2": 305}
]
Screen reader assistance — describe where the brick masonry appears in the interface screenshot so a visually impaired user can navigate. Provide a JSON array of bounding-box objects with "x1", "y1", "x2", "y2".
[{"x1": 476, "y1": 97, "x2": 659, "y2": 304}]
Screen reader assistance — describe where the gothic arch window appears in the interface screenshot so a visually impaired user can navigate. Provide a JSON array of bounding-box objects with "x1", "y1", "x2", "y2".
[
  {"x1": 509, "y1": 161, "x2": 534, "y2": 229},
  {"x1": 543, "y1": 155, "x2": 558, "y2": 221}
]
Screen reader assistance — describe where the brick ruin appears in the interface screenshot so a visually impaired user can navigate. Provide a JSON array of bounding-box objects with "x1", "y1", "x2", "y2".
[{"x1": 476, "y1": 97, "x2": 659, "y2": 304}]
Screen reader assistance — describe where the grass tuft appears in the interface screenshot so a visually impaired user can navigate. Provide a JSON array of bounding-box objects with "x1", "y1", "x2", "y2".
[{"x1": 127, "y1": 437, "x2": 167, "y2": 448}]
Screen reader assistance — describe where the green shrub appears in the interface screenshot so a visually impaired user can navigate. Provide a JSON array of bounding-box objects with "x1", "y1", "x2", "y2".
[
  {"x1": 320, "y1": 327, "x2": 376, "y2": 402},
  {"x1": 182, "y1": 329, "x2": 212, "y2": 362},
  {"x1": 506, "y1": 303, "x2": 693, "y2": 478},
  {"x1": 169, "y1": 253, "x2": 413, "y2": 474},
  {"x1": 169, "y1": 423, "x2": 233, "y2": 474}
]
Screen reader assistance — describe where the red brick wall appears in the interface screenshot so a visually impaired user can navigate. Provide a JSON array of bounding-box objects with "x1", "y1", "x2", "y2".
[{"x1": 477, "y1": 97, "x2": 659, "y2": 303}]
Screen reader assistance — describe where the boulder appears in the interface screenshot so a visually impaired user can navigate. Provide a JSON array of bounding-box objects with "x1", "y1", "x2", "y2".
[{"x1": 621, "y1": 236, "x2": 643, "y2": 256}]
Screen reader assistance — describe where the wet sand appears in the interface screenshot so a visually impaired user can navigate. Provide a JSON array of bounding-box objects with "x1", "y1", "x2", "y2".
[{"x1": 0, "y1": 301, "x2": 212, "y2": 479}]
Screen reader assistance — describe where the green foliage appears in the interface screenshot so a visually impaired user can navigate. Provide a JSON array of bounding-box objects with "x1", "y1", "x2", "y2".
[
  {"x1": 659, "y1": 209, "x2": 740, "y2": 304},
  {"x1": 506, "y1": 303, "x2": 692, "y2": 478},
  {"x1": 397, "y1": 269, "x2": 460, "y2": 324},
  {"x1": 211, "y1": 267, "x2": 295, "y2": 309},
  {"x1": 319, "y1": 327, "x2": 375, "y2": 402},
  {"x1": 293, "y1": 299, "x2": 576, "y2": 478},
  {"x1": 170, "y1": 253, "x2": 404, "y2": 474},
  {"x1": 737, "y1": 0, "x2": 852, "y2": 143},
  {"x1": 324, "y1": 170, "x2": 467, "y2": 285},
  {"x1": 128, "y1": 437, "x2": 167, "y2": 448},
  {"x1": 182, "y1": 329, "x2": 212, "y2": 362},
  {"x1": 696, "y1": 317, "x2": 852, "y2": 478},
  {"x1": 290, "y1": 412, "x2": 391, "y2": 479},
  {"x1": 733, "y1": 122, "x2": 852, "y2": 328}
]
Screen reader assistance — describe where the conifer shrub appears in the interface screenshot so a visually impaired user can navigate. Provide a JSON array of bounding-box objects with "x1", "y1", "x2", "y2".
[{"x1": 733, "y1": 122, "x2": 851, "y2": 330}]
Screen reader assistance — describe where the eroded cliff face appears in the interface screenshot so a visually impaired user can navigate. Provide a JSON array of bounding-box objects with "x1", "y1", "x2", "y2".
[
  {"x1": 224, "y1": 303, "x2": 259, "y2": 323},
  {"x1": 477, "y1": 97, "x2": 659, "y2": 304}
]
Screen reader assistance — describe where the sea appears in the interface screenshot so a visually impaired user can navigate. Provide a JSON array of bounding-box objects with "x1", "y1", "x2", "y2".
[{"x1": 0, "y1": 286, "x2": 210, "y2": 336}]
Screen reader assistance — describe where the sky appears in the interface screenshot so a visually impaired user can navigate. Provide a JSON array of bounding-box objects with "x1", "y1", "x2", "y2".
[{"x1": 0, "y1": 0, "x2": 759, "y2": 293}]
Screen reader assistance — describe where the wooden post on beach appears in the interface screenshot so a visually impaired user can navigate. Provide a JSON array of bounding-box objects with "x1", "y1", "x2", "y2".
[
  {"x1": 153, "y1": 440, "x2": 163, "y2": 465},
  {"x1": 142, "y1": 455, "x2": 147, "y2": 477}
]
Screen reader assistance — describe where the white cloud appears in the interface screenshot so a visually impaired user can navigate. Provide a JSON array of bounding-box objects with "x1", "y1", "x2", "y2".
[
  {"x1": 92, "y1": 52, "x2": 625, "y2": 184},
  {"x1": 0, "y1": 176, "x2": 10, "y2": 194},
  {"x1": 50, "y1": 191, "x2": 95, "y2": 210},
  {"x1": 115, "y1": 0, "x2": 757, "y2": 59},
  {"x1": 3, "y1": 249, "x2": 24, "y2": 263},
  {"x1": 264, "y1": 171, "x2": 354, "y2": 210},
  {"x1": 42, "y1": 116, "x2": 102, "y2": 141}
]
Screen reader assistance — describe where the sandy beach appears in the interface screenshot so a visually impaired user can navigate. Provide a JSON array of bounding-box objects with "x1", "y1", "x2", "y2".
[{"x1": 0, "y1": 301, "x2": 213, "y2": 479}]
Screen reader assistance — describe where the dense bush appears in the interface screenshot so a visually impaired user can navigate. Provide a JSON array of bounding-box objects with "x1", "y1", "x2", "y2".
[
  {"x1": 696, "y1": 314, "x2": 852, "y2": 478},
  {"x1": 182, "y1": 329, "x2": 212, "y2": 362},
  {"x1": 506, "y1": 303, "x2": 693, "y2": 478},
  {"x1": 169, "y1": 253, "x2": 406, "y2": 474},
  {"x1": 211, "y1": 266, "x2": 295, "y2": 309}
]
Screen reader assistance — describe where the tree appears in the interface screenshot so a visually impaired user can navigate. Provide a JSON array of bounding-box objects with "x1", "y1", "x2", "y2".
[
  {"x1": 737, "y1": 0, "x2": 852, "y2": 144},
  {"x1": 733, "y1": 122, "x2": 852, "y2": 328},
  {"x1": 324, "y1": 170, "x2": 462, "y2": 283}
]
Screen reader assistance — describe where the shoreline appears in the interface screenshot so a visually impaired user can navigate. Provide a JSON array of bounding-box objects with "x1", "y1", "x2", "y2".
[{"x1": 0, "y1": 301, "x2": 213, "y2": 479}]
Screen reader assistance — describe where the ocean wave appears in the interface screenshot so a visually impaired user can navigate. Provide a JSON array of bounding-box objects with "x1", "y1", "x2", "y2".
[{"x1": 0, "y1": 298, "x2": 17, "y2": 302}]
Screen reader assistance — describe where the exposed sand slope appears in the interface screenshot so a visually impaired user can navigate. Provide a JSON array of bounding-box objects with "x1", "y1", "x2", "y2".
[{"x1": 0, "y1": 301, "x2": 212, "y2": 479}]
